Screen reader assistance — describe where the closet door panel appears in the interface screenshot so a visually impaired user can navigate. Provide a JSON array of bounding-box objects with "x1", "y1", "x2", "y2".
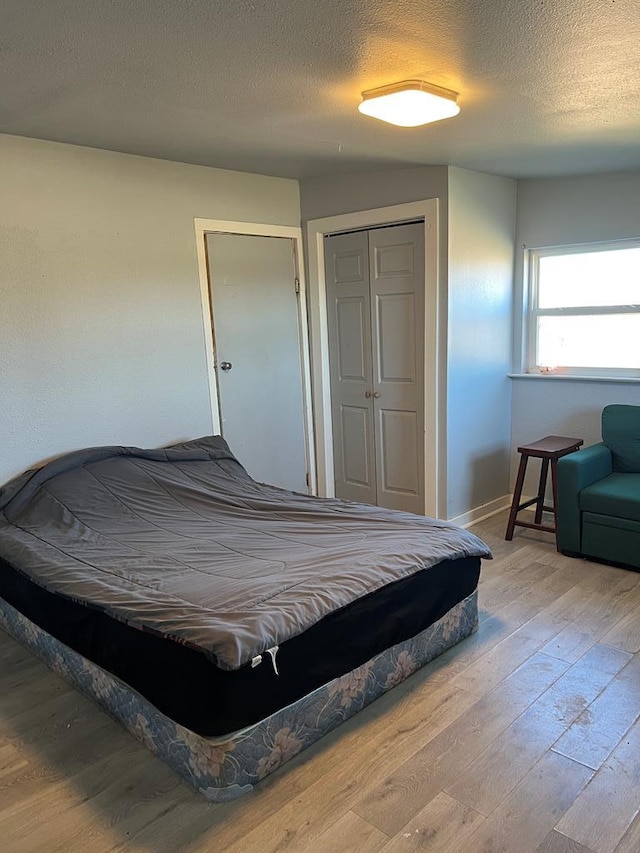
[
  {"x1": 324, "y1": 231, "x2": 376, "y2": 504},
  {"x1": 336, "y1": 296, "x2": 368, "y2": 381},
  {"x1": 376, "y1": 292, "x2": 417, "y2": 382},
  {"x1": 340, "y1": 405, "x2": 374, "y2": 488},
  {"x1": 369, "y1": 223, "x2": 425, "y2": 514},
  {"x1": 378, "y1": 409, "x2": 420, "y2": 496}
]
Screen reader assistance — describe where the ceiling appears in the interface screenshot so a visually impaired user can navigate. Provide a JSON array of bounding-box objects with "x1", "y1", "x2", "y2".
[{"x1": 2, "y1": 0, "x2": 639, "y2": 180}]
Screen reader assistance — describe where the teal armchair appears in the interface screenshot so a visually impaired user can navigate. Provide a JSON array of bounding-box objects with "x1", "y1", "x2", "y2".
[{"x1": 557, "y1": 405, "x2": 640, "y2": 570}]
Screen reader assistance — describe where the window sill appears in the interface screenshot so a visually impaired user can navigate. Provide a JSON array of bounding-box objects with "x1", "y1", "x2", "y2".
[{"x1": 509, "y1": 373, "x2": 640, "y2": 384}]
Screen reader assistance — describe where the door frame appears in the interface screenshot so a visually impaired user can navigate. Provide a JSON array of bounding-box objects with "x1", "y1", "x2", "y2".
[
  {"x1": 306, "y1": 199, "x2": 442, "y2": 517},
  {"x1": 194, "y1": 218, "x2": 317, "y2": 494}
]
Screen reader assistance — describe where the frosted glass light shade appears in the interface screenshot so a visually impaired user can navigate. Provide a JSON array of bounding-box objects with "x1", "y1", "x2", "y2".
[{"x1": 358, "y1": 80, "x2": 460, "y2": 127}]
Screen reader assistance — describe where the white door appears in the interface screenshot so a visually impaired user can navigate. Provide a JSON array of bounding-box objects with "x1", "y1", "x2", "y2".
[
  {"x1": 369, "y1": 222, "x2": 425, "y2": 514},
  {"x1": 205, "y1": 232, "x2": 309, "y2": 493},
  {"x1": 324, "y1": 222, "x2": 425, "y2": 513},
  {"x1": 324, "y1": 230, "x2": 377, "y2": 504}
]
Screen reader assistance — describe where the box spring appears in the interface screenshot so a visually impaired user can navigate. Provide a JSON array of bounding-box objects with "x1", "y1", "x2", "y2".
[{"x1": 0, "y1": 587, "x2": 478, "y2": 800}]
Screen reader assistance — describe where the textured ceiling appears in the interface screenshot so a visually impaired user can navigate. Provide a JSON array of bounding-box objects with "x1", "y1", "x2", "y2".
[{"x1": 1, "y1": 0, "x2": 639, "y2": 179}]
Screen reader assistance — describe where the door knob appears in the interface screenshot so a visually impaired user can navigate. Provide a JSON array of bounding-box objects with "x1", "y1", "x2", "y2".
[
  {"x1": 220, "y1": 361, "x2": 233, "y2": 372},
  {"x1": 365, "y1": 391, "x2": 372, "y2": 398},
  {"x1": 373, "y1": 391, "x2": 381, "y2": 398}
]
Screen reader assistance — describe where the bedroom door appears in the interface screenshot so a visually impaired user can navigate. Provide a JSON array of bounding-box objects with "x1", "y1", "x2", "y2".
[
  {"x1": 324, "y1": 221, "x2": 425, "y2": 513},
  {"x1": 205, "y1": 232, "x2": 309, "y2": 493}
]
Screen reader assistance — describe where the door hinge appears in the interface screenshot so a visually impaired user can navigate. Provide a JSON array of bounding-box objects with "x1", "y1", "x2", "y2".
[
  {"x1": 306, "y1": 472, "x2": 310, "y2": 487},
  {"x1": 294, "y1": 278, "x2": 300, "y2": 294}
]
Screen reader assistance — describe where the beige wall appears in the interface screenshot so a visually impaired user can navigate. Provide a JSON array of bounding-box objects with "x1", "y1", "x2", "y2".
[{"x1": 0, "y1": 134, "x2": 300, "y2": 485}]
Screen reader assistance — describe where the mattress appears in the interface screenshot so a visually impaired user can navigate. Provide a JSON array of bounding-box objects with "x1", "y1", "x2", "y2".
[
  {"x1": 0, "y1": 436, "x2": 490, "y2": 737},
  {"x1": 0, "y1": 551, "x2": 480, "y2": 735}
]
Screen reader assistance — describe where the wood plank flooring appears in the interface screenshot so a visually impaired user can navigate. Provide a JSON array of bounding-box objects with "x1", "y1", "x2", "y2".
[{"x1": 1, "y1": 510, "x2": 639, "y2": 852}]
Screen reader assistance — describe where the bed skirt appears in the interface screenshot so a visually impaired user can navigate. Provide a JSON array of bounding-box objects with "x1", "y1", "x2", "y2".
[{"x1": 0, "y1": 589, "x2": 478, "y2": 801}]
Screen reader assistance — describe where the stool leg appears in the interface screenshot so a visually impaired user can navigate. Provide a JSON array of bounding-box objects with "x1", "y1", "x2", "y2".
[
  {"x1": 534, "y1": 458, "x2": 549, "y2": 524},
  {"x1": 506, "y1": 453, "x2": 528, "y2": 540},
  {"x1": 551, "y1": 458, "x2": 560, "y2": 547}
]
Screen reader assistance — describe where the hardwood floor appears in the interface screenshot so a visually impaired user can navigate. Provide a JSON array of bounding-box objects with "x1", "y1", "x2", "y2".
[{"x1": 1, "y1": 510, "x2": 640, "y2": 852}]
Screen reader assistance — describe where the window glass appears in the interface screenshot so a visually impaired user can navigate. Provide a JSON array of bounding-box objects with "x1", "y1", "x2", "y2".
[
  {"x1": 538, "y1": 248, "x2": 640, "y2": 309},
  {"x1": 537, "y1": 315, "x2": 640, "y2": 369}
]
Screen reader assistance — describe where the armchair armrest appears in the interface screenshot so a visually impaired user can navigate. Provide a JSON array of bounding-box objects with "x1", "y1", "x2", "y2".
[{"x1": 556, "y1": 443, "x2": 612, "y2": 553}]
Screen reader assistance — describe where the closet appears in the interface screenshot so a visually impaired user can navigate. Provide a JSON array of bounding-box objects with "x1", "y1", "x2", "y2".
[{"x1": 324, "y1": 221, "x2": 425, "y2": 514}]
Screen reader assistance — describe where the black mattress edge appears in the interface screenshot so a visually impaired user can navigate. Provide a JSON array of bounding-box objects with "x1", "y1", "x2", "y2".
[{"x1": 0, "y1": 554, "x2": 480, "y2": 737}]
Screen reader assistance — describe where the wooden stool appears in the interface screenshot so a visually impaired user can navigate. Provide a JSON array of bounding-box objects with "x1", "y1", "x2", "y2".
[{"x1": 505, "y1": 435, "x2": 583, "y2": 544}]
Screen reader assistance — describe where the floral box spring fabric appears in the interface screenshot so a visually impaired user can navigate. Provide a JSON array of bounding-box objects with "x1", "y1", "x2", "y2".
[{"x1": 0, "y1": 590, "x2": 477, "y2": 801}]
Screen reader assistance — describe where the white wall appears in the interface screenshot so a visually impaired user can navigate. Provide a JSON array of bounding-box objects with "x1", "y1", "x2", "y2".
[
  {"x1": 300, "y1": 166, "x2": 450, "y2": 513},
  {"x1": 300, "y1": 165, "x2": 517, "y2": 520},
  {"x1": 511, "y1": 379, "x2": 638, "y2": 456},
  {"x1": 299, "y1": 165, "x2": 451, "y2": 378},
  {"x1": 447, "y1": 168, "x2": 516, "y2": 520},
  {"x1": 299, "y1": 165, "x2": 450, "y2": 360},
  {"x1": 300, "y1": 166, "x2": 450, "y2": 510},
  {"x1": 511, "y1": 170, "x2": 640, "y2": 493},
  {"x1": 0, "y1": 134, "x2": 300, "y2": 485},
  {"x1": 299, "y1": 166, "x2": 449, "y2": 223}
]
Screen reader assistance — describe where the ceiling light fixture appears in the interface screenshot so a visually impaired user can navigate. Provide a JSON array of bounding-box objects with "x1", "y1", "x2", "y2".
[{"x1": 358, "y1": 79, "x2": 460, "y2": 127}]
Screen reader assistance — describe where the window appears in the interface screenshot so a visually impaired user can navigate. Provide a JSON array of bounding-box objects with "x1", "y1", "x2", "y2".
[{"x1": 526, "y1": 240, "x2": 640, "y2": 377}]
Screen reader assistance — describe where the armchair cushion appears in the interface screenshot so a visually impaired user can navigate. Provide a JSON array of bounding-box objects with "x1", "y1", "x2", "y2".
[
  {"x1": 580, "y1": 473, "x2": 640, "y2": 523},
  {"x1": 582, "y1": 512, "x2": 640, "y2": 569},
  {"x1": 556, "y1": 444, "x2": 613, "y2": 554},
  {"x1": 602, "y1": 404, "x2": 640, "y2": 473}
]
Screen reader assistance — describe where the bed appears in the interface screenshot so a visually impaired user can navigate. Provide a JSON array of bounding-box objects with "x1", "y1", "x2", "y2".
[{"x1": 0, "y1": 436, "x2": 491, "y2": 800}]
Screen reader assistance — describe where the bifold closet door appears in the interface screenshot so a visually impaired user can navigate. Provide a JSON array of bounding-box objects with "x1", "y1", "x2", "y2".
[
  {"x1": 369, "y1": 222, "x2": 425, "y2": 514},
  {"x1": 324, "y1": 222, "x2": 425, "y2": 514},
  {"x1": 324, "y1": 230, "x2": 377, "y2": 505}
]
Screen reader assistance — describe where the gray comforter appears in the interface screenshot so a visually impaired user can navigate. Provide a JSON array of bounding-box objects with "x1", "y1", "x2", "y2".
[{"x1": 0, "y1": 436, "x2": 491, "y2": 670}]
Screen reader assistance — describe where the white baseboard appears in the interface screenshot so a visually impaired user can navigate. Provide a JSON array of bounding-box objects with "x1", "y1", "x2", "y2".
[{"x1": 449, "y1": 494, "x2": 512, "y2": 529}]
